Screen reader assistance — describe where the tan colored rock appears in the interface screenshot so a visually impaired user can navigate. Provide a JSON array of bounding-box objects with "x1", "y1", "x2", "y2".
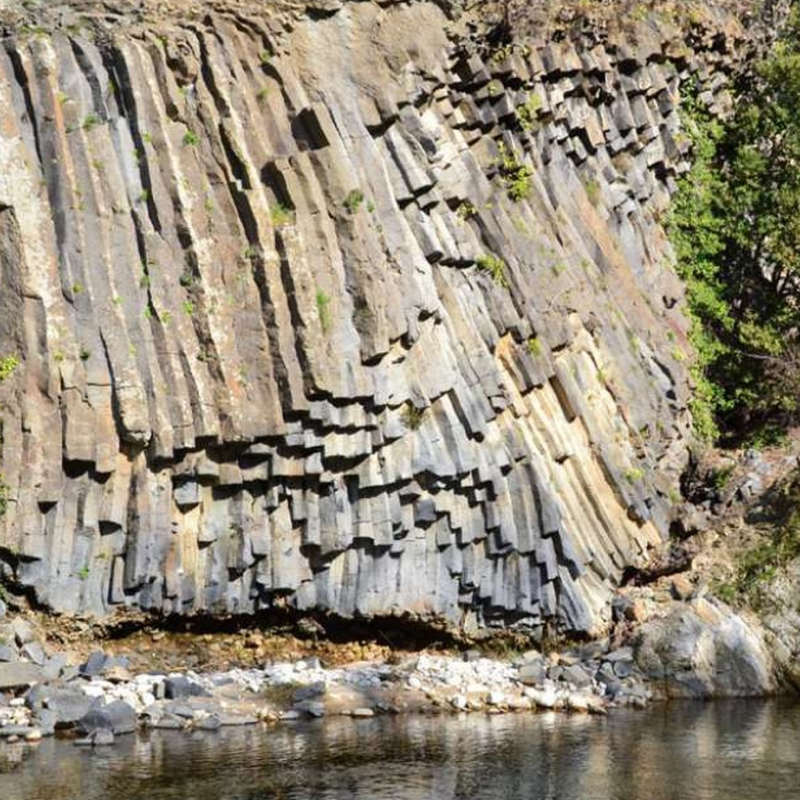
[{"x1": 671, "y1": 575, "x2": 695, "y2": 601}]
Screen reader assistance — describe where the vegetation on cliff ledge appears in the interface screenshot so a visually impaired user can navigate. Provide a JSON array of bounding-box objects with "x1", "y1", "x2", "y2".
[{"x1": 671, "y1": 7, "x2": 800, "y2": 444}]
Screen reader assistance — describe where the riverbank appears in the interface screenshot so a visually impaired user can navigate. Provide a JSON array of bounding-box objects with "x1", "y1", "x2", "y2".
[
  {"x1": 0, "y1": 589, "x2": 782, "y2": 756},
  {"x1": 1, "y1": 626, "x2": 648, "y2": 751}
]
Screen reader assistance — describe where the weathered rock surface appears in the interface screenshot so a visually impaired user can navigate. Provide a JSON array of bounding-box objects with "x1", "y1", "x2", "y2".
[
  {"x1": 633, "y1": 599, "x2": 777, "y2": 698},
  {"x1": 0, "y1": 0, "x2": 752, "y2": 633}
]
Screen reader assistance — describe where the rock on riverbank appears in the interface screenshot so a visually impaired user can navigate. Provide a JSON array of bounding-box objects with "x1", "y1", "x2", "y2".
[{"x1": 0, "y1": 590, "x2": 787, "y2": 756}]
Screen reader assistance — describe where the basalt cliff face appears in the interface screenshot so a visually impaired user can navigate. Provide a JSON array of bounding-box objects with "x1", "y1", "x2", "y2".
[{"x1": 0, "y1": 0, "x2": 751, "y2": 635}]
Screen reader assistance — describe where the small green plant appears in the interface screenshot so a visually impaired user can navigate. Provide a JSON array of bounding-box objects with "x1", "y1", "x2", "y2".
[
  {"x1": 256, "y1": 87, "x2": 270, "y2": 103},
  {"x1": 0, "y1": 355, "x2": 19, "y2": 383},
  {"x1": 182, "y1": 130, "x2": 200, "y2": 147},
  {"x1": 456, "y1": 200, "x2": 477, "y2": 221},
  {"x1": 183, "y1": 300, "x2": 195, "y2": 316},
  {"x1": 584, "y1": 178, "x2": 601, "y2": 206},
  {"x1": 79, "y1": 347, "x2": 91, "y2": 361},
  {"x1": 244, "y1": 244, "x2": 259, "y2": 260},
  {"x1": 343, "y1": 189, "x2": 364, "y2": 215},
  {"x1": 528, "y1": 336, "x2": 542, "y2": 357},
  {"x1": 316, "y1": 290, "x2": 332, "y2": 335},
  {"x1": 137, "y1": 188, "x2": 150, "y2": 204},
  {"x1": 401, "y1": 403, "x2": 426, "y2": 430},
  {"x1": 179, "y1": 269, "x2": 195, "y2": 288},
  {"x1": 711, "y1": 464, "x2": 736, "y2": 490},
  {"x1": 476, "y1": 254, "x2": 509, "y2": 288},
  {"x1": 495, "y1": 143, "x2": 532, "y2": 202},
  {"x1": 269, "y1": 202, "x2": 294, "y2": 226},
  {"x1": 623, "y1": 467, "x2": 645, "y2": 484},
  {"x1": 489, "y1": 44, "x2": 513, "y2": 66},
  {"x1": 72, "y1": 282, "x2": 84, "y2": 296},
  {"x1": 76, "y1": 565, "x2": 90, "y2": 581},
  {"x1": 0, "y1": 478, "x2": 8, "y2": 518},
  {"x1": 259, "y1": 49, "x2": 273, "y2": 65},
  {"x1": 142, "y1": 307, "x2": 152, "y2": 320},
  {"x1": 82, "y1": 113, "x2": 100, "y2": 131},
  {"x1": 516, "y1": 94, "x2": 543, "y2": 131},
  {"x1": 142, "y1": 132, "x2": 153, "y2": 145},
  {"x1": 672, "y1": 347, "x2": 687, "y2": 362}
]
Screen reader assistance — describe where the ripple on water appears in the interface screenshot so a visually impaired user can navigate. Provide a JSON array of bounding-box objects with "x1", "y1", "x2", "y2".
[{"x1": 2, "y1": 700, "x2": 800, "y2": 800}]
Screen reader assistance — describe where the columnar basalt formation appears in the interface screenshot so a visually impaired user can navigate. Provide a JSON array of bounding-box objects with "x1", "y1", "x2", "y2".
[{"x1": 0, "y1": 1, "x2": 749, "y2": 634}]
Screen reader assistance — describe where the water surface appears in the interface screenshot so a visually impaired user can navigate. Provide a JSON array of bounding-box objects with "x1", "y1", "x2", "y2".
[{"x1": 3, "y1": 700, "x2": 800, "y2": 800}]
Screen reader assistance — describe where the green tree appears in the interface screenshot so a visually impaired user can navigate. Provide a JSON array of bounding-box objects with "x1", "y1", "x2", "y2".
[{"x1": 671, "y1": 7, "x2": 800, "y2": 441}]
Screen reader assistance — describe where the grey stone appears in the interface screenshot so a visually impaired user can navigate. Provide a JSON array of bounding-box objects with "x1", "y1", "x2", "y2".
[
  {"x1": 75, "y1": 728, "x2": 115, "y2": 747},
  {"x1": 634, "y1": 601, "x2": 776, "y2": 698},
  {"x1": 80, "y1": 651, "x2": 106, "y2": 678},
  {"x1": 293, "y1": 682, "x2": 326, "y2": 702},
  {"x1": 293, "y1": 700, "x2": 325, "y2": 718},
  {"x1": 194, "y1": 715, "x2": 222, "y2": 731},
  {"x1": 12, "y1": 620, "x2": 37, "y2": 648},
  {"x1": 462, "y1": 650, "x2": 482, "y2": 663},
  {"x1": 43, "y1": 689, "x2": 96, "y2": 726},
  {"x1": 0, "y1": 662, "x2": 44, "y2": 689},
  {"x1": 614, "y1": 660, "x2": 634, "y2": 679},
  {"x1": 33, "y1": 708, "x2": 57, "y2": 737},
  {"x1": 604, "y1": 647, "x2": 634, "y2": 663},
  {"x1": 0, "y1": 645, "x2": 17, "y2": 663},
  {"x1": 21, "y1": 641, "x2": 46, "y2": 666},
  {"x1": 164, "y1": 676, "x2": 211, "y2": 699},
  {"x1": 517, "y1": 662, "x2": 547, "y2": 686},
  {"x1": 0, "y1": 725, "x2": 35, "y2": 738},
  {"x1": 77, "y1": 700, "x2": 137, "y2": 736},
  {"x1": 562, "y1": 664, "x2": 592, "y2": 688},
  {"x1": 42, "y1": 653, "x2": 68, "y2": 681},
  {"x1": 163, "y1": 700, "x2": 195, "y2": 719}
]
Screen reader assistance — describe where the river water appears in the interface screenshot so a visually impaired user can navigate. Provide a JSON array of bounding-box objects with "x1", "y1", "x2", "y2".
[{"x1": 2, "y1": 700, "x2": 799, "y2": 800}]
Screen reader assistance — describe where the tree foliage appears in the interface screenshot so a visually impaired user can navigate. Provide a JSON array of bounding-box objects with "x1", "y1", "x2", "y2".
[{"x1": 670, "y1": 7, "x2": 800, "y2": 442}]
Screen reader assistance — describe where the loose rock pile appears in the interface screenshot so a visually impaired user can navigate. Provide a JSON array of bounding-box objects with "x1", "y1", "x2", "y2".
[{"x1": 1, "y1": 613, "x2": 658, "y2": 753}]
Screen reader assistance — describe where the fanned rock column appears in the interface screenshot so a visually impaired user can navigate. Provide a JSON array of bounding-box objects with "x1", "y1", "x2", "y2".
[{"x1": 0, "y1": 1, "x2": 749, "y2": 635}]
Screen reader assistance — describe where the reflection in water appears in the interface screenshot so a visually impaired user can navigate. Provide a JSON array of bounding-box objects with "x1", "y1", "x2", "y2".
[{"x1": 2, "y1": 700, "x2": 800, "y2": 800}]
